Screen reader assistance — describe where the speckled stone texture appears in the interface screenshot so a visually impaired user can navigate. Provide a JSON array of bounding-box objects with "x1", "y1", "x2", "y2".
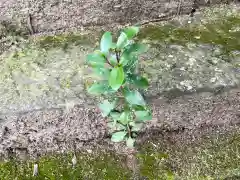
[
  {"x1": 0, "y1": 0, "x2": 230, "y2": 33},
  {"x1": 0, "y1": 106, "x2": 106, "y2": 159},
  {"x1": 0, "y1": 2, "x2": 239, "y2": 158},
  {"x1": 0, "y1": 88, "x2": 239, "y2": 159}
]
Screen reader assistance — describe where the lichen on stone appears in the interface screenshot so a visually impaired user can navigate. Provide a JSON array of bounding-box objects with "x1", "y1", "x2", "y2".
[
  {"x1": 138, "y1": 5, "x2": 240, "y2": 97},
  {"x1": 0, "y1": 4, "x2": 239, "y2": 113},
  {"x1": 0, "y1": 44, "x2": 94, "y2": 113}
]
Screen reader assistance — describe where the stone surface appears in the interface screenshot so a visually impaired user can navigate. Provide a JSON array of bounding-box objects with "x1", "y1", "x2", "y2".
[
  {"x1": 0, "y1": 4, "x2": 239, "y2": 158},
  {"x1": 0, "y1": 0, "x2": 234, "y2": 33},
  {"x1": 0, "y1": 87, "x2": 239, "y2": 159},
  {"x1": 0, "y1": 106, "x2": 105, "y2": 158},
  {"x1": 0, "y1": 4, "x2": 239, "y2": 114}
]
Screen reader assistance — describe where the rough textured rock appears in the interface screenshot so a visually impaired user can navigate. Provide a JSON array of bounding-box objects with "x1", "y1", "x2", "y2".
[
  {"x1": 0, "y1": 0, "x2": 234, "y2": 33},
  {"x1": 0, "y1": 4, "x2": 239, "y2": 158},
  {"x1": 0, "y1": 4, "x2": 239, "y2": 114},
  {"x1": 149, "y1": 88, "x2": 240, "y2": 130},
  {"x1": 0, "y1": 106, "x2": 106, "y2": 159},
  {"x1": 0, "y1": 88, "x2": 240, "y2": 159}
]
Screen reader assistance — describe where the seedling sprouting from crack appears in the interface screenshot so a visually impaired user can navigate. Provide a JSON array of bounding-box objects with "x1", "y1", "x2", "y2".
[{"x1": 86, "y1": 26, "x2": 152, "y2": 148}]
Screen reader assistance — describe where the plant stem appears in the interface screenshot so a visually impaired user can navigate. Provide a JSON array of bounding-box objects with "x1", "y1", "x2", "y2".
[
  {"x1": 105, "y1": 56, "x2": 113, "y2": 67},
  {"x1": 127, "y1": 124, "x2": 131, "y2": 138},
  {"x1": 115, "y1": 49, "x2": 120, "y2": 63}
]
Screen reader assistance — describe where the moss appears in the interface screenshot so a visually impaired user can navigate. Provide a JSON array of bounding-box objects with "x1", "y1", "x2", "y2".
[
  {"x1": 136, "y1": 12, "x2": 240, "y2": 97},
  {"x1": 137, "y1": 148, "x2": 174, "y2": 179},
  {"x1": 37, "y1": 33, "x2": 97, "y2": 50},
  {"x1": 1, "y1": 130, "x2": 240, "y2": 179},
  {"x1": 138, "y1": 16, "x2": 240, "y2": 53},
  {"x1": 137, "y1": 129, "x2": 240, "y2": 179},
  {"x1": 0, "y1": 44, "x2": 93, "y2": 113},
  {"x1": 0, "y1": 20, "x2": 28, "y2": 38},
  {"x1": 0, "y1": 151, "x2": 132, "y2": 180}
]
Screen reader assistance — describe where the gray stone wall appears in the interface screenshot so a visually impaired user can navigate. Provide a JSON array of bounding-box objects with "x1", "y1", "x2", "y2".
[{"x1": 0, "y1": 0, "x2": 230, "y2": 33}]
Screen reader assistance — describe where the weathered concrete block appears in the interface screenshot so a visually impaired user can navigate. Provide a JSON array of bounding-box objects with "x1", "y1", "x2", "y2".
[{"x1": 0, "y1": 0, "x2": 232, "y2": 33}]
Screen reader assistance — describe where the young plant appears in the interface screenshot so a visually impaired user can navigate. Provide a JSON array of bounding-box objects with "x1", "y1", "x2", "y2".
[{"x1": 86, "y1": 26, "x2": 152, "y2": 148}]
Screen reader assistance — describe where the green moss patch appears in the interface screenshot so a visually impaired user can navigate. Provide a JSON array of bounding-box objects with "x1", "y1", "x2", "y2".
[
  {"x1": 139, "y1": 16, "x2": 240, "y2": 53},
  {"x1": 1, "y1": 129, "x2": 240, "y2": 179},
  {"x1": 137, "y1": 9, "x2": 240, "y2": 97},
  {"x1": 137, "y1": 129, "x2": 240, "y2": 179},
  {"x1": 37, "y1": 33, "x2": 97, "y2": 50},
  {"x1": 0, "y1": 151, "x2": 132, "y2": 180}
]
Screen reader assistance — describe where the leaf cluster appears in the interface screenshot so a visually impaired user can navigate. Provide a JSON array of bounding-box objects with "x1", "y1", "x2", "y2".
[{"x1": 87, "y1": 26, "x2": 151, "y2": 147}]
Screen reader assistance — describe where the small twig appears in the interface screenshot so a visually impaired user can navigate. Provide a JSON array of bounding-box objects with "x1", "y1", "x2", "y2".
[
  {"x1": 127, "y1": 124, "x2": 131, "y2": 138},
  {"x1": 137, "y1": 0, "x2": 182, "y2": 26},
  {"x1": 177, "y1": 0, "x2": 183, "y2": 16},
  {"x1": 105, "y1": 55, "x2": 114, "y2": 67},
  {"x1": 137, "y1": 15, "x2": 175, "y2": 26},
  {"x1": 115, "y1": 49, "x2": 120, "y2": 63},
  {"x1": 107, "y1": 59, "x2": 113, "y2": 67},
  {"x1": 27, "y1": 12, "x2": 34, "y2": 35}
]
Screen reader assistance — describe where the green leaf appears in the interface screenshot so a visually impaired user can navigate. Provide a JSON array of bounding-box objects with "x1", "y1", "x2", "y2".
[
  {"x1": 120, "y1": 44, "x2": 146, "y2": 67},
  {"x1": 131, "y1": 123, "x2": 143, "y2": 132},
  {"x1": 86, "y1": 53, "x2": 105, "y2": 67},
  {"x1": 129, "y1": 121, "x2": 135, "y2": 126},
  {"x1": 115, "y1": 123, "x2": 126, "y2": 131},
  {"x1": 109, "y1": 54, "x2": 118, "y2": 66},
  {"x1": 87, "y1": 82, "x2": 113, "y2": 95},
  {"x1": 126, "y1": 137, "x2": 135, "y2": 148},
  {"x1": 132, "y1": 132, "x2": 138, "y2": 138},
  {"x1": 107, "y1": 122, "x2": 125, "y2": 131},
  {"x1": 109, "y1": 66, "x2": 125, "y2": 91},
  {"x1": 98, "y1": 100, "x2": 115, "y2": 117},
  {"x1": 111, "y1": 131, "x2": 127, "y2": 142},
  {"x1": 124, "y1": 26, "x2": 139, "y2": 39},
  {"x1": 126, "y1": 43, "x2": 147, "y2": 55},
  {"x1": 135, "y1": 110, "x2": 152, "y2": 121},
  {"x1": 100, "y1": 32, "x2": 112, "y2": 54},
  {"x1": 123, "y1": 56, "x2": 138, "y2": 73},
  {"x1": 87, "y1": 83, "x2": 105, "y2": 95},
  {"x1": 127, "y1": 74, "x2": 149, "y2": 89},
  {"x1": 117, "y1": 32, "x2": 128, "y2": 49},
  {"x1": 110, "y1": 112, "x2": 121, "y2": 120},
  {"x1": 107, "y1": 121, "x2": 116, "y2": 129},
  {"x1": 110, "y1": 43, "x2": 117, "y2": 49},
  {"x1": 119, "y1": 53, "x2": 129, "y2": 66},
  {"x1": 125, "y1": 90, "x2": 146, "y2": 106},
  {"x1": 132, "y1": 105, "x2": 145, "y2": 111},
  {"x1": 120, "y1": 43, "x2": 147, "y2": 68},
  {"x1": 119, "y1": 49, "x2": 136, "y2": 67},
  {"x1": 92, "y1": 67, "x2": 110, "y2": 79},
  {"x1": 119, "y1": 111, "x2": 130, "y2": 125}
]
